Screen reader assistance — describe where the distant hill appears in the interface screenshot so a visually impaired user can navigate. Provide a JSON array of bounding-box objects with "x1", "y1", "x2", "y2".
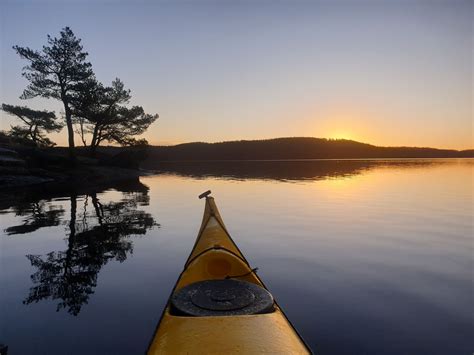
[{"x1": 144, "y1": 137, "x2": 473, "y2": 162}]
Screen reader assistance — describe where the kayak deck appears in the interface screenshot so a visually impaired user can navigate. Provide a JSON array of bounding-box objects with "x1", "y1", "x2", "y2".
[{"x1": 148, "y1": 195, "x2": 311, "y2": 354}]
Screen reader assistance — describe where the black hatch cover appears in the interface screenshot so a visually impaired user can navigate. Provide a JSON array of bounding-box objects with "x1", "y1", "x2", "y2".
[{"x1": 171, "y1": 279, "x2": 274, "y2": 316}]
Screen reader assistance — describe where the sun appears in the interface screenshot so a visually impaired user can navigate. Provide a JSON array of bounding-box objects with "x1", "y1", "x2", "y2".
[{"x1": 329, "y1": 131, "x2": 354, "y2": 141}]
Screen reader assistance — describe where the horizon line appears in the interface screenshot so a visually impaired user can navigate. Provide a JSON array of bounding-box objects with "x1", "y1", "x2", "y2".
[{"x1": 56, "y1": 136, "x2": 473, "y2": 151}]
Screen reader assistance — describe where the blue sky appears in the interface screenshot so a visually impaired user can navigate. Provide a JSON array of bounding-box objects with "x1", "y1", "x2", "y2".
[{"x1": 1, "y1": 0, "x2": 472, "y2": 148}]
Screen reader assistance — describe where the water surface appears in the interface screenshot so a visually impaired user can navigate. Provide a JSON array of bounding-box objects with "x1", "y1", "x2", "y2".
[{"x1": 1, "y1": 159, "x2": 472, "y2": 354}]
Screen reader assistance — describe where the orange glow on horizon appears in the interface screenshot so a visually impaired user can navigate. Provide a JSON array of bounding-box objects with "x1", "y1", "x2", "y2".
[
  {"x1": 327, "y1": 132, "x2": 357, "y2": 141},
  {"x1": 308, "y1": 108, "x2": 373, "y2": 144}
]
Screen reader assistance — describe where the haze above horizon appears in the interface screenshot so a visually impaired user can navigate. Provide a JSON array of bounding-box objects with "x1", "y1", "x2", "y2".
[{"x1": 1, "y1": 0, "x2": 472, "y2": 150}]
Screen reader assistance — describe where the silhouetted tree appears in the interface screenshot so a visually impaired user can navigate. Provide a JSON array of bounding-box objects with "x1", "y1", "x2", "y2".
[
  {"x1": 13, "y1": 27, "x2": 94, "y2": 161},
  {"x1": 72, "y1": 78, "x2": 158, "y2": 156},
  {"x1": 1, "y1": 104, "x2": 62, "y2": 147}
]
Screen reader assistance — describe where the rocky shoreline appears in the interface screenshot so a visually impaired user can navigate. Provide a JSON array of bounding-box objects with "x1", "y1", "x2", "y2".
[{"x1": 0, "y1": 146, "x2": 149, "y2": 191}]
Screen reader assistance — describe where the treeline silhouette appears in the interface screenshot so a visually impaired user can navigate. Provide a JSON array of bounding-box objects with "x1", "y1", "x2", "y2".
[{"x1": 145, "y1": 137, "x2": 473, "y2": 161}]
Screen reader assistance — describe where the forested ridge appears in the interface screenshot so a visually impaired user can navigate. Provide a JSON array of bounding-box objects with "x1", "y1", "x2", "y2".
[{"x1": 145, "y1": 137, "x2": 473, "y2": 161}]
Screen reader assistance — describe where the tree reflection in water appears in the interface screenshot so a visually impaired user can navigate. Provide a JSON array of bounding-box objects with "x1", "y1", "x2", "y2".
[
  {"x1": 3, "y1": 201, "x2": 65, "y2": 235},
  {"x1": 6, "y1": 180, "x2": 158, "y2": 316},
  {"x1": 148, "y1": 159, "x2": 437, "y2": 181}
]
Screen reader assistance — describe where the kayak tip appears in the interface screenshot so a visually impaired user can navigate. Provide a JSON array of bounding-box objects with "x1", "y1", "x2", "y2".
[{"x1": 198, "y1": 190, "x2": 212, "y2": 199}]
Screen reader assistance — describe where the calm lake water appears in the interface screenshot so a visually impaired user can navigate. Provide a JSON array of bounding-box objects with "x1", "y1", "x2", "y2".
[{"x1": 1, "y1": 159, "x2": 472, "y2": 354}]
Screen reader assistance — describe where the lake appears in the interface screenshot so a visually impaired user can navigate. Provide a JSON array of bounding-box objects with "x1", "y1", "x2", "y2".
[{"x1": 1, "y1": 159, "x2": 472, "y2": 354}]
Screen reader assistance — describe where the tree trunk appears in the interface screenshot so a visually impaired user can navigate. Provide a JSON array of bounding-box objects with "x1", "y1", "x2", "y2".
[
  {"x1": 65, "y1": 193, "x2": 77, "y2": 274},
  {"x1": 28, "y1": 124, "x2": 35, "y2": 144},
  {"x1": 64, "y1": 102, "x2": 76, "y2": 164},
  {"x1": 90, "y1": 144, "x2": 98, "y2": 157},
  {"x1": 32, "y1": 125, "x2": 38, "y2": 145},
  {"x1": 90, "y1": 193, "x2": 103, "y2": 225},
  {"x1": 78, "y1": 118, "x2": 88, "y2": 147},
  {"x1": 89, "y1": 124, "x2": 99, "y2": 157}
]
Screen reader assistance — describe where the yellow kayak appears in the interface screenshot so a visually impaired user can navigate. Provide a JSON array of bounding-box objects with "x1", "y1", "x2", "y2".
[{"x1": 148, "y1": 191, "x2": 311, "y2": 354}]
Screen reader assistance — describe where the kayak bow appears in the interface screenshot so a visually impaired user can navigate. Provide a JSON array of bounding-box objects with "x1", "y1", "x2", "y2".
[{"x1": 147, "y1": 192, "x2": 311, "y2": 354}]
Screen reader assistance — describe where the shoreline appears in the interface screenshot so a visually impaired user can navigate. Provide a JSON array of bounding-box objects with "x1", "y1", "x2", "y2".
[
  {"x1": 0, "y1": 165, "x2": 148, "y2": 192},
  {"x1": 2, "y1": 157, "x2": 472, "y2": 191}
]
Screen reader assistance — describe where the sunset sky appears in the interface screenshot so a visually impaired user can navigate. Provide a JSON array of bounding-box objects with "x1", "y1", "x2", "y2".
[{"x1": 1, "y1": 0, "x2": 472, "y2": 149}]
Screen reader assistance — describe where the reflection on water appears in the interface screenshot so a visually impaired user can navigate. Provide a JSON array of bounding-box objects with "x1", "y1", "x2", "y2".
[
  {"x1": 149, "y1": 159, "x2": 438, "y2": 181},
  {"x1": 3, "y1": 201, "x2": 64, "y2": 235},
  {"x1": 2, "y1": 179, "x2": 158, "y2": 316},
  {"x1": 1, "y1": 159, "x2": 472, "y2": 354}
]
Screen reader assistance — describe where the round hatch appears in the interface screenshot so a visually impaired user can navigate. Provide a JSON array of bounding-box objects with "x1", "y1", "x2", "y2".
[{"x1": 171, "y1": 279, "x2": 274, "y2": 316}]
